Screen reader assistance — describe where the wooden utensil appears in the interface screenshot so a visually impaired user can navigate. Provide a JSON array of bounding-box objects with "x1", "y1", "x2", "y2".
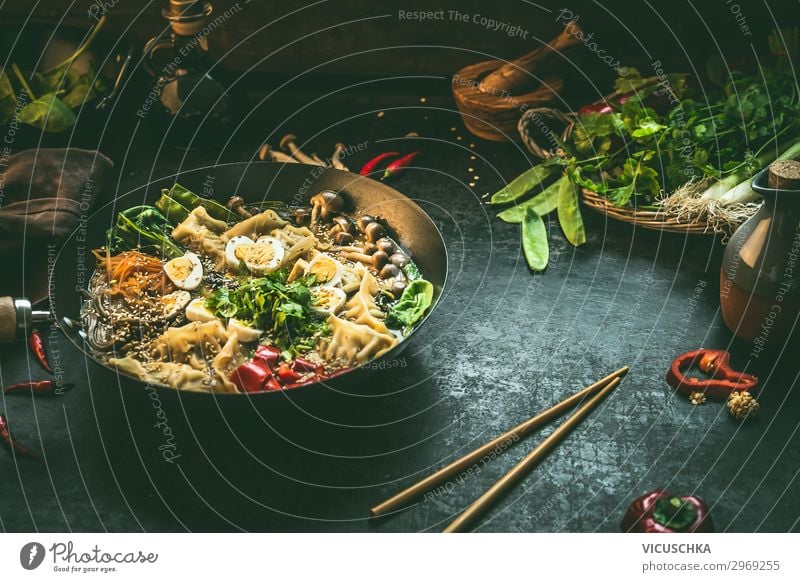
[
  {"x1": 443, "y1": 375, "x2": 622, "y2": 533},
  {"x1": 452, "y1": 23, "x2": 582, "y2": 142},
  {"x1": 370, "y1": 366, "x2": 628, "y2": 517}
]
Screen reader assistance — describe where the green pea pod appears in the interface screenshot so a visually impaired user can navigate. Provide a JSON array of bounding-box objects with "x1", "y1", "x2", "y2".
[
  {"x1": 491, "y1": 163, "x2": 557, "y2": 205},
  {"x1": 155, "y1": 193, "x2": 191, "y2": 225},
  {"x1": 521, "y1": 208, "x2": 549, "y2": 271},
  {"x1": 557, "y1": 177, "x2": 586, "y2": 246},
  {"x1": 166, "y1": 183, "x2": 232, "y2": 222},
  {"x1": 497, "y1": 175, "x2": 566, "y2": 224}
]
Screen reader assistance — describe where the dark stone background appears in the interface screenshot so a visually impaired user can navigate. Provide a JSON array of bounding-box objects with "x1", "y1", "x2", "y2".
[{"x1": 0, "y1": 0, "x2": 798, "y2": 532}]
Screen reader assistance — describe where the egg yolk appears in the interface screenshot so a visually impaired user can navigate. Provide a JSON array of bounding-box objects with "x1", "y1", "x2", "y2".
[
  {"x1": 309, "y1": 259, "x2": 336, "y2": 282},
  {"x1": 233, "y1": 244, "x2": 252, "y2": 261},
  {"x1": 245, "y1": 243, "x2": 276, "y2": 265},
  {"x1": 168, "y1": 257, "x2": 193, "y2": 280},
  {"x1": 313, "y1": 288, "x2": 336, "y2": 308}
]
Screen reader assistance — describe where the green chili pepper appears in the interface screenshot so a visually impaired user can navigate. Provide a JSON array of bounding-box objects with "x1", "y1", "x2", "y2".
[
  {"x1": 497, "y1": 175, "x2": 566, "y2": 223},
  {"x1": 521, "y1": 208, "x2": 549, "y2": 271},
  {"x1": 556, "y1": 177, "x2": 586, "y2": 246},
  {"x1": 490, "y1": 163, "x2": 558, "y2": 205}
]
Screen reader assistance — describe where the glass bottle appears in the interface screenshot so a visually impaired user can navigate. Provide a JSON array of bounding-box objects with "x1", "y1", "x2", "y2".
[{"x1": 141, "y1": 0, "x2": 237, "y2": 147}]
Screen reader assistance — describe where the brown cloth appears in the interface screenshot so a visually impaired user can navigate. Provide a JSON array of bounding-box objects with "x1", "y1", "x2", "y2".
[{"x1": 0, "y1": 148, "x2": 114, "y2": 241}]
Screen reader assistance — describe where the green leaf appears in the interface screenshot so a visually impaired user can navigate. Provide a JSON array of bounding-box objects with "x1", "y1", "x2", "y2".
[
  {"x1": 521, "y1": 208, "x2": 549, "y2": 272},
  {"x1": 556, "y1": 177, "x2": 586, "y2": 246},
  {"x1": 386, "y1": 279, "x2": 434, "y2": 334},
  {"x1": 631, "y1": 117, "x2": 666, "y2": 138},
  {"x1": 17, "y1": 93, "x2": 76, "y2": 133},
  {"x1": 497, "y1": 175, "x2": 565, "y2": 223},
  {"x1": 60, "y1": 80, "x2": 93, "y2": 109},
  {"x1": 491, "y1": 163, "x2": 557, "y2": 205}
]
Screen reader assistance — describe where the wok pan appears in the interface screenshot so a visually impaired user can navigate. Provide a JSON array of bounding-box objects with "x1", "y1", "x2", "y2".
[
  {"x1": 3, "y1": 162, "x2": 447, "y2": 399},
  {"x1": 1, "y1": 163, "x2": 448, "y2": 519}
]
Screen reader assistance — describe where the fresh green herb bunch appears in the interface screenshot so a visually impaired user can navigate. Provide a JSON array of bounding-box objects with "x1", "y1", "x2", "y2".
[
  {"x1": 206, "y1": 270, "x2": 328, "y2": 354},
  {"x1": 567, "y1": 56, "x2": 800, "y2": 207}
]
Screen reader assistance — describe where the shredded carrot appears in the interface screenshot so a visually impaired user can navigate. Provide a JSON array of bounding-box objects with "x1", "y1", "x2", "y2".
[{"x1": 92, "y1": 249, "x2": 175, "y2": 297}]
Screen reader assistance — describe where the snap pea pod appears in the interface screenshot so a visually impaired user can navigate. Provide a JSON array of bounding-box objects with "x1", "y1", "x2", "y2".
[
  {"x1": 160, "y1": 183, "x2": 233, "y2": 223},
  {"x1": 556, "y1": 176, "x2": 586, "y2": 246},
  {"x1": 490, "y1": 163, "x2": 557, "y2": 205},
  {"x1": 521, "y1": 208, "x2": 549, "y2": 271},
  {"x1": 496, "y1": 175, "x2": 566, "y2": 223},
  {"x1": 155, "y1": 193, "x2": 191, "y2": 224}
]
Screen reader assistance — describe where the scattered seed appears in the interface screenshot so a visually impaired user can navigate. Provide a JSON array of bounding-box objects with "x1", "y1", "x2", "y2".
[
  {"x1": 469, "y1": 182, "x2": 476, "y2": 187},
  {"x1": 473, "y1": 175, "x2": 480, "y2": 180},
  {"x1": 689, "y1": 391, "x2": 707, "y2": 405},
  {"x1": 469, "y1": 143, "x2": 476, "y2": 148},
  {"x1": 420, "y1": 97, "x2": 427, "y2": 103},
  {"x1": 377, "y1": 111, "x2": 385, "y2": 118},
  {"x1": 470, "y1": 155, "x2": 476, "y2": 160},
  {"x1": 450, "y1": 127, "x2": 457, "y2": 132},
  {"x1": 406, "y1": 131, "x2": 419, "y2": 137},
  {"x1": 456, "y1": 136, "x2": 463, "y2": 141},
  {"x1": 468, "y1": 167, "x2": 474, "y2": 172}
]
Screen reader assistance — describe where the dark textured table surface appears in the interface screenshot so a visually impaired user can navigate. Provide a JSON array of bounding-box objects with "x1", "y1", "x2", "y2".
[{"x1": 1, "y1": 75, "x2": 799, "y2": 533}]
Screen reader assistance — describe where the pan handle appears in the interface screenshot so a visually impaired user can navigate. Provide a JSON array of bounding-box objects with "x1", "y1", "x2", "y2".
[{"x1": 0, "y1": 297, "x2": 52, "y2": 342}]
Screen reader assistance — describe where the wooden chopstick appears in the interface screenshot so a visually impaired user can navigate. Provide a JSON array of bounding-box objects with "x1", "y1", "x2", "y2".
[
  {"x1": 442, "y1": 375, "x2": 622, "y2": 532},
  {"x1": 370, "y1": 366, "x2": 629, "y2": 517}
]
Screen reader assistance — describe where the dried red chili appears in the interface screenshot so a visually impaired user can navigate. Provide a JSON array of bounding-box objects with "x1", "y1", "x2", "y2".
[
  {"x1": 382, "y1": 151, "x2": 420, "y2": 181},
  {"x1": 3, "y1": 380, "x2": 72, "y2": 396},
  {"x1": 359, "y1": 152, "x2": 400, "y2": 176},
  {"x1": 0, "y1": 414, "x2": 38, "y2": 459},
  {"x1": 28, "y1": 329, "x2": 52, "y2": 373},
  {"x1": 621, "y1": 489, "x2": 713, "y2": 533},
  {"x1": 666, "y1": 349, "x2": 757, "y2": 400}
]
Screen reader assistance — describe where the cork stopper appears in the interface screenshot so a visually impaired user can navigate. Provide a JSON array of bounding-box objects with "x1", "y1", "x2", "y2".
[{"x1": 768, "y1": 159, "x2": 800, "y2": 190}]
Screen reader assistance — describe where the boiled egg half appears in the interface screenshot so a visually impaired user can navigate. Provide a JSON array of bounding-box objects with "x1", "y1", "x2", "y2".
[
  {"x1": 224, "y1": 235, "x2": 254, "y2": 271},
  {"x1": 164, "y1": 252, "x2": 203, "y2": 290},
  {"x1": 185, "y1": 297, "x2": 218, "y2": 322},
  {"x1": 310, "y1": 286, "x2": 347, "y2": 315},
  {"x1": 244, "y1": 236, "x2": 284, "y2": 274},
  {"x1": 306, "y1": 254, "x2": 343, "y2": 287}
]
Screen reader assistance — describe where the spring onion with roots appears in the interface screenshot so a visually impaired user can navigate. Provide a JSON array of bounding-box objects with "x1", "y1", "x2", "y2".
[{"x1": 661, "y1": 139, "x2": 800, "y2": 232}]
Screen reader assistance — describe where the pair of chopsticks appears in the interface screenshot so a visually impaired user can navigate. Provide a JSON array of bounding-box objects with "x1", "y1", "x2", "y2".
[{"x1": 370, "y1": 366, "x2": 629, "y2": 532}]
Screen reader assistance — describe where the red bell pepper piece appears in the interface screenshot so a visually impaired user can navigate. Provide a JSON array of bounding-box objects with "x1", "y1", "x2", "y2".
[
  {"x1": 275, "y1": 362, "x2": 302, "y2": 384},
  {"x1": 263, "y1": 377, "x2": 283, "y2": 391},
  {"x1": 621, "y1": 489, "x2": 714, "y2": 533},
  {"x1": 666, "y1": 349, "x2": 758, "y2": 400},
  {"x1": 230, "y1": 361, "x2": 272, "y2": 393},
  {"x1": 253, "y1": 345, "x2": 281, "y2": 370},
  {"x1": 292, "y1": 357, "x2": 322, "y2": 375}
]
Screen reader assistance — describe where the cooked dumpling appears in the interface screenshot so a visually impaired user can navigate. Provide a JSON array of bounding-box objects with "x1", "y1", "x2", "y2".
[
  {"x1": 323, "y1": 315, "x2": 397, "y2": 366},
  {"x1": 172, "y1": 207, "x2": 227, "y2": 269}
]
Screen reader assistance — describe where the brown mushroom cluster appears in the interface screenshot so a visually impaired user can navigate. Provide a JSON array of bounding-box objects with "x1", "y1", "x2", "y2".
[{"x1": 294, "y1": 190, "x2": 411, "y2": 298}]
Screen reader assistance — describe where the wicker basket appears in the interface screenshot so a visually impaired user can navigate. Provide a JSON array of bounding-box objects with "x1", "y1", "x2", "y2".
[{"x1": 517, "y1": 105, "x2": 722, "y2": 235}]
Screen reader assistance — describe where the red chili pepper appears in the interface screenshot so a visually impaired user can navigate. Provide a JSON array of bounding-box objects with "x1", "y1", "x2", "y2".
[
  {"x1": 621, "y1": 489, "x2": 713, "y2": 533},
  {"x1": 253, "y1": 344, "x2": 281, "y2": 370},
  {"x1": 360, "y1": 152, "x2": 401, "y2": 176},
  {"x1": 4, "y1": 380, "x2": 73, "y2": 396},
  {"x1": 578, "y1": 102, "x2": 613, "y2": 114},
  {"x1": 28, "y1": 329, "x2": 52, "y2": 373},
  {"x1": 666, "y1": 349, "x2": 758, "y2": 400},
  {"x1": 275, "y1": 362, "x2": 302, "y2": 384},
  {"x1": 230, "y1": 361, "x2": 272, "y2": 393},
  {"x1": 0, "y1": 414, "x2": 38, "y2": 459},
  {"x1": 382, "y1": 151, "x2": 420, "y2": 181}
]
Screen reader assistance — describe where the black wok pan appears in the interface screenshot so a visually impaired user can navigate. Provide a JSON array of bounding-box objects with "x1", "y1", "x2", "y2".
[{"x1": 47, "y1": 162, "x2": 446, "y2": 393}]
